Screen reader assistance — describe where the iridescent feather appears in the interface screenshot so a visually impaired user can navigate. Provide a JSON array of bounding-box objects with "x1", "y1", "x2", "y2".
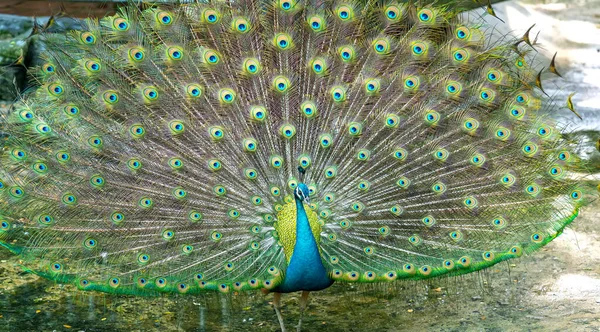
[{"x1": 0, "y1": 1, "x2": 596, "y2": 330}]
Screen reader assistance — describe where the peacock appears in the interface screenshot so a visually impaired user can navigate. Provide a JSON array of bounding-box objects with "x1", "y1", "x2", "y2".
[{"x1": 0, "y1": 0, "x2": 596, "y2": 331}]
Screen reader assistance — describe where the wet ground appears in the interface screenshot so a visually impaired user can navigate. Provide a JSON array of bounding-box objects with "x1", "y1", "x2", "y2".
[{"x1": 0, "y1": 0, "x2": 599, "y2": 331}]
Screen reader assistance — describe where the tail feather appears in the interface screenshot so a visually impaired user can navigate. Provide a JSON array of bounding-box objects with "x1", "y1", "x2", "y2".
[{"x1": 0, "y1": 0, "x2": 595, "y2": 295}]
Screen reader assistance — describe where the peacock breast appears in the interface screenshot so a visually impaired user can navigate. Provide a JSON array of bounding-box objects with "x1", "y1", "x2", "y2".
[{"x1": 274, "y1": 195, "x2": 323, "y2": 263}]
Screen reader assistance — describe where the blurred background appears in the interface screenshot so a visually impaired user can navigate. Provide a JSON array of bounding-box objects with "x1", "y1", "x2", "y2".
[{"x1": 0, "y1": 1, "x2": 598, "y2": 331}]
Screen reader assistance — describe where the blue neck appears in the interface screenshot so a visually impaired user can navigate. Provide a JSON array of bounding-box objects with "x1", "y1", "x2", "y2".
[
  {"x1": 274, "y1": 193, "x2": 333, "y2": 293},
  {"x1": 294, "y1": 198, "x2": 316, "y2": 252}
]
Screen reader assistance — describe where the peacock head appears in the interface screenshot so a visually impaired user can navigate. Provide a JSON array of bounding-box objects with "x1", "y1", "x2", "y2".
[{"x1": 294, "y1": 183, "x2": 310, "y2": 204}]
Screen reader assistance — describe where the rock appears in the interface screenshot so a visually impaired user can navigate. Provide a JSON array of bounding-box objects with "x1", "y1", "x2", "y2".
[
  {"x1": 0, "y1": 14, "x2": 32, "y2": 100},
  {"x1": 0, "y1": 14, "x2": 88, "y2": 100},
  {"x1": 0, "y1": 37, "x2": 27, "y2": 64},
  {"x1": 0, "y1": 65, "x2": 26, "y2": 102},
  {"x1": 0, "y1": 14, "x2": 33, "y2": 38}
]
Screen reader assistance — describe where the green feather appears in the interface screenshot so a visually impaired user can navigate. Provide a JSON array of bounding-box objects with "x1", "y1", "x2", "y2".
[{"x1": 0, "y1": 0, "x2": 596, "y2": 301}]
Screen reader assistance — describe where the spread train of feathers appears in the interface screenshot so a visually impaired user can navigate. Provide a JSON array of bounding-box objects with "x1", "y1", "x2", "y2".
[{"x1": 0, "y1": 0, "x2": 595, "y2": 296}]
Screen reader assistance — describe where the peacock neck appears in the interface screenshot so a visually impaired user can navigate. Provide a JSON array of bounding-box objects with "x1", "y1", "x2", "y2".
[{"x1": 294, "y1": 198, "x2": 315, "y2": 249}]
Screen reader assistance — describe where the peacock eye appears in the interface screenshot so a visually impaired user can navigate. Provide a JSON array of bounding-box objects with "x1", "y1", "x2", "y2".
[{"x1": 0, "y1": 0, "x2": 586, "y2": 303}]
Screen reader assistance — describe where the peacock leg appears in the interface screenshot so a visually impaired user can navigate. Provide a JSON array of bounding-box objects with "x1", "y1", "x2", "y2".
[
  {"x1": 296, "y1": 291, "x2": 310, "y2": 332},
  {"x1": 273, "y1": 292, "x2": 286, "y2": 332}
]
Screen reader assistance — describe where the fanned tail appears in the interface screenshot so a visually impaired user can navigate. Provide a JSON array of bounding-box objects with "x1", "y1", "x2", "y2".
[{"x1": 0, "y1": 0, "x2": 596, "y2": 295}]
